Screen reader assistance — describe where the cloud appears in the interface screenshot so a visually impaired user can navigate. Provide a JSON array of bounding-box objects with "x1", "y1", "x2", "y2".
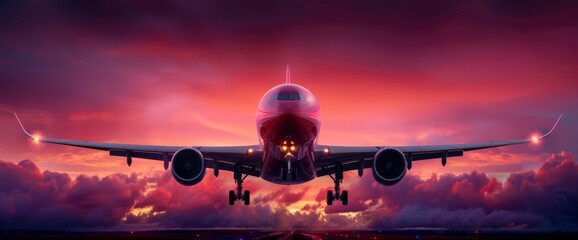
[
  {"x1": 253, "y1": 186, "x2": 309, "y2": 206},
  {"x1": 0, "y1": 159, "x2": 147, "y2": 229},
  {"x1": 336, "y1": 151, "x2": 578, "y2": 230},
  {"x1": 130, "y1": 172, "x2": 321, "y2": 229},
  {"x1": 495, "y1": 152, "x2": 578, "y2": 221},
  {"x1": 0, "y1": 151, "x2": 577, "y2": 230}
]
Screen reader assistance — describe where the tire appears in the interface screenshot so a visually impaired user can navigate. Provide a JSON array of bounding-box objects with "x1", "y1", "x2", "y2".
[
  {"x1": 341, "y1": 190, "x2": 348, "y2": 205},
  {"x1": 229, "y1": 190, "x2": 235, "y2": 205},
  {"x1": 327, "y1": 190, "x2": 333, "y2": 205},
  {"x1": 243, "y1": 190, "x2": 250, "y2": 205}
]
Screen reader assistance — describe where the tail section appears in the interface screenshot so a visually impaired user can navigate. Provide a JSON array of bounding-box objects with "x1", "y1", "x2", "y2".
[{"x1": 286, "y1": 65, "x2": 291, "y2": 84}]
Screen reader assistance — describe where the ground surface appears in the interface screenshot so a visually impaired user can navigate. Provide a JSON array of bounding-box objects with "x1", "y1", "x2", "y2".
[{"x1": 1, "y1": 230, "x2": 577, "y2": 240}]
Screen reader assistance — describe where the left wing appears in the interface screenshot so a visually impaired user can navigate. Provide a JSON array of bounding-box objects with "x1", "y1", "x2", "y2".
[
  {"x1": 314, "y1": 114, "x2": 562, "y2": 177},
  {"x1": 15, "y1": 114, "x2": 262, "y2": 177}
]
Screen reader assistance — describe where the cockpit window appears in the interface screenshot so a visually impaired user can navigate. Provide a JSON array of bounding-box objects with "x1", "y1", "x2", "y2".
[
  {"x1": 289, "y1": 94, "x2": 300, "y2": 100},
  {"x1": 277, "y1": 94, "x2": 289, "y2": 100},
  {"x1": 276, "y1": 93, "x2": 300, "y2": 101}
]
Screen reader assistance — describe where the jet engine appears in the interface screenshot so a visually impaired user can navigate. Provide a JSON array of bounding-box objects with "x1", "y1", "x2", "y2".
[
  {"x1": 372, "y1": 148, "x2": 407, "y2": 186},
  {"x1": 171, "y1": 148, "x2": 206, "y2": 186}
]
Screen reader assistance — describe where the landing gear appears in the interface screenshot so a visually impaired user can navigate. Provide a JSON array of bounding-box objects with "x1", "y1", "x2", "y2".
[
  {"x1": 243, "y1": 190, "x2": 250, "y2": 205},
  {"x1": 324, "y1": 162, "x2": 348, "y2": 205},
  {"x1": 229, "y1": 190, "x2": 235, "y2": 205},
  {"x1": 229, "y1": 163, "x2": 254, "y2": 205},
  {"x1": 327, "y1": 190, "x2": 349, "y2": 205}
]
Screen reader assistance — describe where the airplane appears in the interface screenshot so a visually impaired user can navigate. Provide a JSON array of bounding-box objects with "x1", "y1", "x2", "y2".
[{"x1": 14, "y1": 65, "x2": 562, "y2": 206}]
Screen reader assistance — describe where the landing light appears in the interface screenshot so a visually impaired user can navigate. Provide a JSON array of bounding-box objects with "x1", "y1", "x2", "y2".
[
  {"x1": 281, "y1": 139, "x2": 296, "y2": 154},
  {"x1": 323, "y1": 148, "x2": 330, "y2": 154},
  {"x1": 247, "y1": 148, "x2": 254, "y2": 154}
]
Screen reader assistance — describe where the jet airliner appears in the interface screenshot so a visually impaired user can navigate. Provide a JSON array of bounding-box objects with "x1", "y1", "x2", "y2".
[{"x1": 15, "y1": 66, "x2": 562, "y2": 206}]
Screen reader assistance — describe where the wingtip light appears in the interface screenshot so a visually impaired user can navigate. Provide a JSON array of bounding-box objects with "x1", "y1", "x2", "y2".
[
  {"x1": 531, "y1": 134, "x2": 540, "y2": 144},
  {"x1": 32, "y1": 134, "x2": 41, "y2": 144}
]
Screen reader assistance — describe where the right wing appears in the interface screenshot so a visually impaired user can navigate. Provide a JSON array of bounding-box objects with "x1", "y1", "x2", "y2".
[
  {"x1": 314, "y1": 114, "x2": 562, "y2": 177},
  {"x1": 15, "y1": 113, "x2": 262, "y2": 176}
]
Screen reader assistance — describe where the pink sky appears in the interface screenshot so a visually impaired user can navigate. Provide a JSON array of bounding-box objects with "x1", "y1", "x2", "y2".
[{"x1": 0, "y1": 0, "x2": 577, "y2": 230}]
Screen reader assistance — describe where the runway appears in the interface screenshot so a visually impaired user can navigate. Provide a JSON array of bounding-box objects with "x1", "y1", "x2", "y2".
[{"x1": 1, "y1": 230, "x2": 577, "y2": 240}]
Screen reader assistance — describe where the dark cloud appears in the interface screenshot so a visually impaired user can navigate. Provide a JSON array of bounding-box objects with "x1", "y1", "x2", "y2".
[
  {"x1": 496, "y1": 152, "x2": 578, "y2": 220},
  {"x1": 332, "y1": 151, "x2": 578, "y2": 230},
  {"x1": 0, "y1": 159, "x2": 147, "y2": 229}
]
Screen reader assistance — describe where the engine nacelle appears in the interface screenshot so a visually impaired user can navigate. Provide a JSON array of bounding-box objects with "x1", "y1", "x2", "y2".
[
  {"x1": 171, "y1": 148, "x2": 206, "y2": 186},
  {"x1": 372, "y1": 148, "x2": 407, "y2": 186}
]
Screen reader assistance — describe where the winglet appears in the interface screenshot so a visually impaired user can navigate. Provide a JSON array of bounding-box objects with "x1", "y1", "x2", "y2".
[
  {"x1": 14, "y1": 113, "x2": 33, "y2": 138},
  {"x1": 285, "y1": 65, "x2": 291, "y2": 84},
  {"x1": 540, "y1": 113, "x2": 563, "y2": 139}
]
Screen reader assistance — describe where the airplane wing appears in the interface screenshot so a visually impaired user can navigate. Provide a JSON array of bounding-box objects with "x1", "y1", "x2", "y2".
[
  {"x1": 14, "y1": 114, "x2": 262, "y2": 177},
  {"x1": 314, "y1": 114, "x2": 563, "y2": 177}
]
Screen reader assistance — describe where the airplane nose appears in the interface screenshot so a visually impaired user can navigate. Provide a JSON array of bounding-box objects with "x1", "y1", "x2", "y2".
[{"x1": 277, "y1": 101, "x2": 301, "y2": 113}]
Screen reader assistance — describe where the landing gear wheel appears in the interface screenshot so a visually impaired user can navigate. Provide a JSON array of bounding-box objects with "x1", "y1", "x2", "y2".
[
  {"x1": 341, "y1": 190, "x2": 348, "y2": 205},
  {"x1": 229, "y1": 164, "x2": 255, "y2": 206},
  {"x1": 229, "y1": 190, "x2": 235, "y2": 205},
  {"x1": 243, "y1": 190, "x2": 250, "y2": 206},
  {"x1": 323, "y1": 162, "x2": 350, "y2": 206}
]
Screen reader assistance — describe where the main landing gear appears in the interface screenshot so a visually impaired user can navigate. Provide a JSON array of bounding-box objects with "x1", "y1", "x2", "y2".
[
  {"x1": 324, "y1": 162, "x2": 348, "y2": 205},
  {"x1": 229, "y1": 163, "x2": 254, "y2": 205}
]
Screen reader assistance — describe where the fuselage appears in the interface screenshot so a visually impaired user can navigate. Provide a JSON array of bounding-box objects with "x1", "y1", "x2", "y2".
[{"x1": 256, "y1": 83, "x2": 320, "y2": 184}]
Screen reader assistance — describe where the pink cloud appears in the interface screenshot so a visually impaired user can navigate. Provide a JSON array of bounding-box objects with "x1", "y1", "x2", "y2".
[{"x1": 0, "y1": 151, "x2": 577, "y2": 230}]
